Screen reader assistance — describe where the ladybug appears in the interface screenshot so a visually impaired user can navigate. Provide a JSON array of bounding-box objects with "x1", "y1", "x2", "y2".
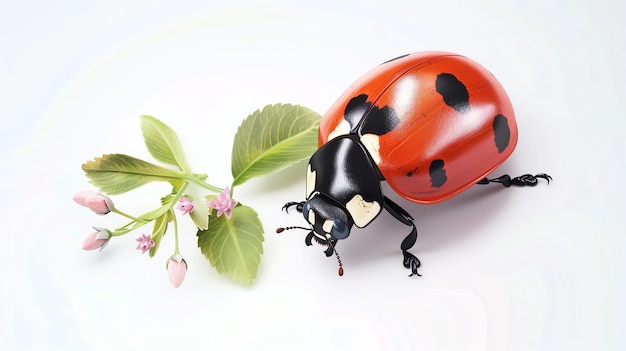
[{"x1": 278, "y1": 52, "x2": 551, "y2": 277}]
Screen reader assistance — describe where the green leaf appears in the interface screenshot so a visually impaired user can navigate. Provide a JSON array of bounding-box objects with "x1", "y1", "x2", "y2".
[
  {"x1": 168, "y1": 179, "x2": 185, "y2": 193},
  {"x1": 140, "y1": 115, "x2": 191, "y2": 173},
  {"x1": 149, "y1": 212, "x2": 169, "y2": 258},
  {"x1": 197, "y1": 205, "x2": 264, "y2": 285},
  {"x1": 136, "y1": 194, "x2": 177, "y2": 222},
  {"x1": 188, "y1": 193, "x2": 209, "y2": 230},
  {"x1": 82, "y1": 154, "x2": 185, "y2": 195},
  {"x1": 231, "y1": 104, "x2": 320, "y2": 186}
]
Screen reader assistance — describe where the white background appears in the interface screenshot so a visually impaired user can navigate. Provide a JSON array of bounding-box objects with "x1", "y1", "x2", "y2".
[{"x1": 1, "y1": 1, "x2": 624, "y2": 350}]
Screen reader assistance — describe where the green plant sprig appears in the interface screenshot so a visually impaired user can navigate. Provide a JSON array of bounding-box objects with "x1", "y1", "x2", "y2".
[{"x1": 79, "y1": 104, "x2": 320, "y2": 285}]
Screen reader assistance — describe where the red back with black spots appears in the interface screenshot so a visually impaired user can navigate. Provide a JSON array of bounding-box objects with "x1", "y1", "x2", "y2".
[{"x1": 319, "y1": 52, "x2": 518, "y2": 204}]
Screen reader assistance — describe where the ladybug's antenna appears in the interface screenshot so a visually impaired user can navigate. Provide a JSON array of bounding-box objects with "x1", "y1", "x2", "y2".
[
  {"x1": 275, "y1": 226, "x2": 310, "y2": 233},
  {"x1": 325, "y1": 234, "x2": 344, "y2": 277},
  {"x1": 276, "y1": 226, "x2": 344, "y2": 276}
]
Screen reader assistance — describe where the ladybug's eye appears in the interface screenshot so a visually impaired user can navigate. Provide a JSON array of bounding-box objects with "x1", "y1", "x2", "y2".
[
  {"x1": 302, "y1": 202, "x2": 311, "y2": 219},
  {"x1": 303, "y1": 202, "x2": 316, "y2": 225},
  {"x1": 331, "y1": 219, "x2": 350, "y2": 239}
]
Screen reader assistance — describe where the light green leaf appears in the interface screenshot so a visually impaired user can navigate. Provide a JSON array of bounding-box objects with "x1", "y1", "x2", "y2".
[
  {"x1": 168, "y1": 179, "x2": 185, "y2": 193},
  {"x1": 82, "y1": 154, "x2": 185, "y2": 195},
  {"x1": 149, "y1": 212, "x2": 169, "y2": 258},
  {"x1": 140, "y1": 115, "x2": 191, "y2": 173},
  {"x1": 197, "y1": 205, "x2": 264, "y2": 285},
  {"x1": 231, "y1": 104, "x2": 320, "y2": 186},
  {"x1": 136, "y1": 194, "x2": 176, "y2": 222},
  {"x1": 188, "y1": 193, "x2": 209, "y2": 230}
]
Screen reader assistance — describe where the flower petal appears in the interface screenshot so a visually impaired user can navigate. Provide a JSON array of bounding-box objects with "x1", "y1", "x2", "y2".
[
  {"x1": 167, "y1": 257, "x2": 187, "y2": 288},
  {"x1": 207, "y1": 187, "x2": 238, "y2": 219},
  {"x1": 135, "y1": 233, "x2": 155, "y2": 254},
  {"x1": 83, "y1": 229, "x2": 110, "y2": 251},
  {"x1": 73, "y1": 190, "x2": 100, "y2": 207},
  {"x1": 85, "y1": 194, "x2": 113, "y2": 215},
  {"x1": 176, "y1": 197, "x2": 194, "y2": 215}
]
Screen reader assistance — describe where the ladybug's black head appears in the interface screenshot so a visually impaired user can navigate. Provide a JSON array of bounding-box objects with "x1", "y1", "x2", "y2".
[
  {"x1": 302, "y1": 192, "x2": 354, "y2": 246},
  {"x1": 277, "y1": 192, "x2": 353, "y2": 276}
]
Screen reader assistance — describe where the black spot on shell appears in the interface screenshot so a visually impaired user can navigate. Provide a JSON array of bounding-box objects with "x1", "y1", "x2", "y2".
[
  {"x1": 359, "y1": 104, "x2": 400, "y2": 136},
  {"x1": 492, "y1": 114, "x2": 511, "y2": 153},
  {"x1": 436, "y1": 73, "x2": 470, "y2": 114},
  {"x1": 429, "y1": 159, "x2": 447, "y2": 188},
  {"x1": 344, "y1": 94, "x2": 371, "y2": 133}
]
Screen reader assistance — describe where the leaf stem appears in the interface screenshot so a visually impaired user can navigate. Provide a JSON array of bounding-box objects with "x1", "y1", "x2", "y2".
[{"x1": 184, "y1": 174, "x2": 224, "y2": 193}]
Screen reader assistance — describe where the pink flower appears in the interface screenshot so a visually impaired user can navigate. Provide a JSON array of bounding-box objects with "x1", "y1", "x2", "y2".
[
  {"x1": 73, "y1": 190, "x2": 114, "y2": 215},
  {"x1": 207, "y1": 187, "x2": 238, "y2": 219},
  {"x1": 166, "y1": 254, "x2": 187, "y2": 288},
  {"x1": 83, "y1": 227, "x2": 111, "y2": 251},
  {"x1": 176, "y1": 197, "x2": 194, "y2": 215},
  {"x1": 135, "y1": 233, "x2": 154, "y2": 254}
]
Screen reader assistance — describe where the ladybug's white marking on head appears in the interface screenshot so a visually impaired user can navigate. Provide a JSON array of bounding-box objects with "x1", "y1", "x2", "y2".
[
  {"x1": 328, "y1": 120, "x2": 351, "y2": 140},
  {"x1": 360, "y1": 134, "x2": 381, "y2": 164},
  {"x1": 322, "y1": 220, "x2": 333, "y2": 233},
  {"x1": 306, "y1": 164, "x2": 316, "y2": 198},
  {"x1": 345, "y1": 194, "x2": 381, "y2": 228}
]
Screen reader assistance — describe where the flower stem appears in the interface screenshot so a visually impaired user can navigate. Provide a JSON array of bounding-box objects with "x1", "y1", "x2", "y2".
[
  {"x1": 111, "y1": 182, "x2": 190, "y2": 236},
  {"x1": 112, "y1": 208, "x2": 140, "y2": 221},
  {"x1": 112, "y1": 218, "x2": 149, "y2": 236},
  {"x1": 172, "y1": 209, "x2": 180, "y2": 254}
]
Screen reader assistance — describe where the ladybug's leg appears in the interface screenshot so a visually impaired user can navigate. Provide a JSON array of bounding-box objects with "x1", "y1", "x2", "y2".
[
  {"x1": 477, "y1": 173, "x2": 552, "y2": 188},
  {"x1": 383, "y1": 196, "x2": 421, "y2": 277},
  {"x1": 282, "y1": 201, "x2": 305, "y2": 213}
]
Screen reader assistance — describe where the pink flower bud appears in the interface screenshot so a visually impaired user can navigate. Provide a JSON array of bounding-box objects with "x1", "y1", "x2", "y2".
[
  {"x1": 73, "y1": 190, "x2": 98, "y2": 206},
  {"x1": 166, "y1": 255, "x2": 187, "y2": 288},
  {"x1": 135, "y1": 233, "x2": 155, "y2": 254},
  {"x1": 207, "y1": 186, "x2": 238, "y2": 219},
  {"x1": 83, "y1": 227, "x2": 111, "y2": 251},
  {"x1": 176, "y1": 197, "x2": 194, "y2": 216},
  {"x1": 73, "y1": 190, "x2": 114, "y2": 215}
]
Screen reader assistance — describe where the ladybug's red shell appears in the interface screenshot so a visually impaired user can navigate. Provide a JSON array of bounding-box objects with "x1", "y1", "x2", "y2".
[{"x1": 319, "y1": 52, "x2": 518, "y2": 204}]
